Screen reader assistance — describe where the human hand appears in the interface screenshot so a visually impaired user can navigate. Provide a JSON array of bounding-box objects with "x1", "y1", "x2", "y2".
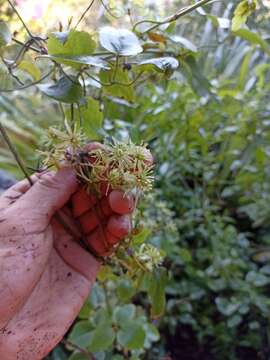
[{"x1": 0, "y1": 166, "x2": 134, "y2": 360}]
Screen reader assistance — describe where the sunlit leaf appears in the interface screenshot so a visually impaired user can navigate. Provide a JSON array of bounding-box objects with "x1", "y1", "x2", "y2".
[
  {"x1": 18, "y1": 60, "x2": 41, "y2": 81},
  {"x1": 99, "y1": 27, "x2": 143, "y2": 56},
  {"x1": 232, "y1": 0, "x2": 257, "y2": 32},
  {"x1": 47, "y1": 30, "x2": 96, "y2": 68},
  {"x1": 37, "y1": 76, "x2": 83, "y2": 103}
]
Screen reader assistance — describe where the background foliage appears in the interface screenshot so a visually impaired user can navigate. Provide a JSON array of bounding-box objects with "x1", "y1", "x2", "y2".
[{"x1": 1, "y1": 0, "x2": 270, "y2": 359}]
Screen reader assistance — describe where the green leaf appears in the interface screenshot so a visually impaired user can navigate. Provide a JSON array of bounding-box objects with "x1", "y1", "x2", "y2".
[
  {"x1": 0, "y1": 21, "x2": 11, "y2": 48},
  {"x1": 41, "y1": 54, "x2": 110, "y2": 69},
  {"x1": 99, "y1": 27, "x2": 143, "y2": 56},
  {"x1": 231, "y1": 0, "x2": 257, "y2": 32},
  {"x1": 170, "y1": 35, "x2": 197, "y2": 52},
  {"x1": 68, "y1": 321, "x2": 93, "y2": 348},
  {"x1": 87, "y1": 323, "x2": 115, "y2": 352},
  {"x1": 113, "y1": 304, "x2": 136, "y2": 325},
  {"x1": 37, "y1": 76, "x2": 83, "y2": 103},
  {"x1": 238, "y1": 49, "x2": 253, "y2": 90},
  {"x1": 79, "y1": 97, "x2": 103, "y2": 139},
  {"x1": 47, "y1": 30, "x2": 96, "y2": 68},
  {"x1": 116, "y1": 278, "x2": 136, "y2": 302},
  {"x1": 100, "y1": 68, "x2": 135, "y2": 102},
  {"x1": 78, "y1": 298, "x2": 92, "y2": 319},
  {"x1": 18, "y1": 60, "x2": 41, "y2": 81},
  {"x1": 139, "y1": 57, "x2": 179, "y2": 76},
  {"x1": 68, "y1": 354, "x2": 89, "y2": 360},
  {"x1": 148, "y1": 267, "x2": 167, "y2": 318},
  {"x1": 117, "y1": 321, "x2": 145, "y2": 350},
  {"x1": 233, "y1": 29, "x2": 268, "y2": 51},
  {"x1": 132, "y1": 227, "x2": 151, "y2": 245}
]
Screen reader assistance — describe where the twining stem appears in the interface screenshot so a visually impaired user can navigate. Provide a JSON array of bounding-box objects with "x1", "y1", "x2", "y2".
[
  {"x1": 0, "y1": 122, "x2": 33, "y2": 185},
  {"x1": 7, "y1": 0, "x2": 32, "y2": 38},
  {"x1": 133, "y1": 0, "x2": 215, "y2": 33},
  {"x1": 73, "y1": 0, "x2": 96, "y2": 30}
]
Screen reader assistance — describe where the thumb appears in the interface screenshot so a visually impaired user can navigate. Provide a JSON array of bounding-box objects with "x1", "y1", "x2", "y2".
[{"x1": 15, "y1": 167, "x2": 78, "y2": 222}]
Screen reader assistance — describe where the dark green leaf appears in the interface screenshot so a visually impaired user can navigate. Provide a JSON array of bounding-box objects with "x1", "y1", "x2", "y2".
[
  {"x1": 99, "y1": 27, "x2": 143, "y2": 56},
  {"x1": 87, "y1": 323, "x2": 115, "y2": 352},
  {"x1": 37, "y1": 76, "x2": 83, "y2": 103}
]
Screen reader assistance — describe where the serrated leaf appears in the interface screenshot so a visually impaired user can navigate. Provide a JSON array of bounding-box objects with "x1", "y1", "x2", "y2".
[
  {"x1": 139, "y1": 57, "x2": 179, "y2": 75},
  {"x1": 18, "y1": 60, "x2": 41, "y2": 81},
  {"x1": 100, "y1": 68, "x2": 135, "y2": 102},
  {"x1": 37, "y1": 76, "x2": 83, "y2": 103},
  {"x1": 99, "y1": 27, "x2": 143, "y2": 56},
  {"x1": 117, "y1": 321, "x2": 145, "y2": 350},
  {"x1": 0, "y1": 21, "x2": 11, "y2": 48},
  {"x1": 41, "y1": 54, "x2": 110, "y2": 69},
  {"x1": 231, "y1": 0, "x2": 257, "y2": 32}
]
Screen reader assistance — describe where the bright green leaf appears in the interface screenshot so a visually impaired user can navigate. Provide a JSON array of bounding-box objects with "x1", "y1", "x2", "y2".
[
  {"x1": 231, "y1": 0, "x2": 257, "y2": 32},
  {"x1": 47, "y1": 30, "x2": 96, "y2": 68},
  {"x1": 79, "y1": 97, "x2": 103, "y2": 139},
  {"x1": 87, "y1": 323, "x2": 115, "y2": 352},
  {"x1": 18, "y1": 60, "x2": 41, "y2": 81}
]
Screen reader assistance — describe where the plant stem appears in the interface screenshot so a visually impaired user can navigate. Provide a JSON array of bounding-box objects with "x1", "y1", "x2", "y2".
[
  {"x1": 73, "y1": 0, "x2": 96, "y2": 30},
  {"x1": 133, "y1": 0, "x2": 215, "y2": 33},
  {"x1": 7, "y1": 0, "x2": 33, "y2": 38},
  {"x1": 0, "y1": 69, "x2": 54, "y2": 93},
  {"x1": 0, "y1": 122, "x2": 33, "y2": 185}
]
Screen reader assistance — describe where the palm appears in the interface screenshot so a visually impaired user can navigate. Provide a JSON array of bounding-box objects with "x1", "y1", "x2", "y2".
[{"x1": 0, "y1": 169, "x2": 132, "y2": 360}]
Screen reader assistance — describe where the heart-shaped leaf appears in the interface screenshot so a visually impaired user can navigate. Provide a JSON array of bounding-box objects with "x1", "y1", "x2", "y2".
[
  {"x1": 0, "y1": 21, "x2": 11, "y2": 48},
  {"x1": 99, "y1": 27, "x2": 143, "y2": 56},
  {"x1": 37, "y1": 76, "x2": 83, "y2": 103}
]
